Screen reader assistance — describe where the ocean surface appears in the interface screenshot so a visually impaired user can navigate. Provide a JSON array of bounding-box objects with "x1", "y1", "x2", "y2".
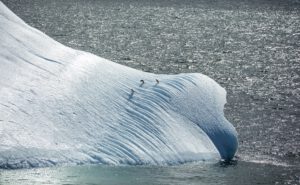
[
  {"x1": 1, "y1": 0, "x2": 300, "y2": 184},
  {"x1": 0, "y1": 161, "x2": 299, "y2": 185}
]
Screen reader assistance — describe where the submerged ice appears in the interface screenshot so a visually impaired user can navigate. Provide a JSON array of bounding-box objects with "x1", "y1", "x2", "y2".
[{"x1": 0, "y1": 2, "x2": 237, "y2": 169}]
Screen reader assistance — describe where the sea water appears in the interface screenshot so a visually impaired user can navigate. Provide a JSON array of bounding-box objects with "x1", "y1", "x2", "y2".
[
  {"x1": 0, "y1": 161, "x2": 299, "y2": 185},
  {"x1": 1, "y1": 0, "x2": 300, "y2": 184}
]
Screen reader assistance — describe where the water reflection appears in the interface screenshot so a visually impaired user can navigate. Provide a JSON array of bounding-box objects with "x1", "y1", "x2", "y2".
[{"x1": 0, "y1": 161, "x2": 299, "y2": 185}]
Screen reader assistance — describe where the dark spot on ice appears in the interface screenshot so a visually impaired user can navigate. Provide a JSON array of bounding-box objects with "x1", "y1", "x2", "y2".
[{"x1": 30, "y1": 89, "x2": 37, "y2": 95}]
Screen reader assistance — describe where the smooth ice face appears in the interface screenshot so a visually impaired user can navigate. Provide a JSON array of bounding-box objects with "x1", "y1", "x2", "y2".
[{"x1": 0, "y1": 2, "x2": 238, "y2": 169}]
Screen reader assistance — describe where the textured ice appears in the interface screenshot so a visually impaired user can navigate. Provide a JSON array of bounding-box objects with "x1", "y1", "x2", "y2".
[{"x1": 0, "y1": 2, "x2": 237, "y2": 169}]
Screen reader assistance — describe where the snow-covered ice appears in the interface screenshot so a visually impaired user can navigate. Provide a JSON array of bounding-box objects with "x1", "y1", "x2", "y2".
[{"x1": 0, "y1": 2, "x2": 237, "y2": 169}]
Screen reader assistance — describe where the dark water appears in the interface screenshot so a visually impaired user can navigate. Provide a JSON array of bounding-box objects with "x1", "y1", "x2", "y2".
[
  {"x1": 1, "y1": 0, "x2": 300, "y2": 184},
  {"x1": 0, "y1": 162, "x2": 299, "y2": 185}
]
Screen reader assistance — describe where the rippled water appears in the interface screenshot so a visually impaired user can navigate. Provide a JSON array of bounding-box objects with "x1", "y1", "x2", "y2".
[
  {"x1": 1, "y1": 0, "x2": 300, "y2": 184},
  {"x1": 0, "y1": 162, "x2": 299, "y2": 185}
]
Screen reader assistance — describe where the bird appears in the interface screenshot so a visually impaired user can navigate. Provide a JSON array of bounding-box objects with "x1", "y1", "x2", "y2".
[
  {"x1": 156, "y1": 79, "x2": 159, "y2": 84},
  {"x1": 140, "y1": 79, "x2": 144, "y2": 84},
  {"x1": 131, "y1": 89, "x2": 135, "y2": 94}
]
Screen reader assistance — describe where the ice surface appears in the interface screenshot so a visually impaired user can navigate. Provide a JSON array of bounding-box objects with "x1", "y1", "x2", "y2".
[{"x1": 0, "y1": 2, "x2": 237, "y2": 169}]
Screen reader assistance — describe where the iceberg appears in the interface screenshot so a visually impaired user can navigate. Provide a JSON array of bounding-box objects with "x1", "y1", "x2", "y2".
[{"x1": 0, "y1": 2, "x2": 238, "y2": 169}]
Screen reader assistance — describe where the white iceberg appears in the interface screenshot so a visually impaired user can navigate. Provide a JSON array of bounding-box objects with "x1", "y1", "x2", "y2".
[{"x1": 0, "y1": 2, "x2": 238, "y2": 169}]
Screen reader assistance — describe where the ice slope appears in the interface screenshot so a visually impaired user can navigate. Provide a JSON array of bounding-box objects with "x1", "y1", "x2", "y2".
[{"x1": 0, "y1": 2, "x2": 238, "y2": 169}]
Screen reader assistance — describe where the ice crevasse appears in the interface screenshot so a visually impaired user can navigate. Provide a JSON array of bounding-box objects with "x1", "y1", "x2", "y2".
[{"x1": 0, "y1": 2, "x2": 238, "y2": 169}]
